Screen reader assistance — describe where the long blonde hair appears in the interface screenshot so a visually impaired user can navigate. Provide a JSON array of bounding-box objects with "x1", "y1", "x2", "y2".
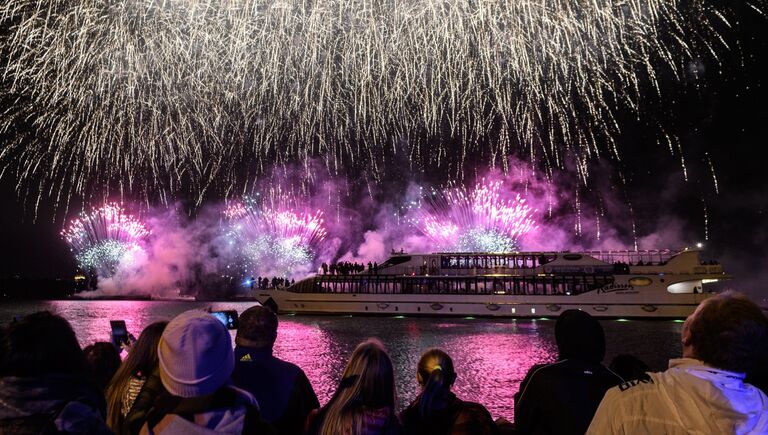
[
  {"x1": 104, "y1": 321, "x2": 167, "y2": 431},
  {"x1": 319, "y1": 338, "x2": 399, "y2": 435}
]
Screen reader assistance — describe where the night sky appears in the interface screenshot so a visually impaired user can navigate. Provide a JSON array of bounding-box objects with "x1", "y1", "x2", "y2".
[{"x1": 1, "y1": 1, "x2": 767, "y2": 303}]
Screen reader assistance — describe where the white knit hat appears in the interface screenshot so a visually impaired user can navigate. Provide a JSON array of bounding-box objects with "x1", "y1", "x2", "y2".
[{"x1": 158, "y1": 310, "x2": 235, "y2": 398}]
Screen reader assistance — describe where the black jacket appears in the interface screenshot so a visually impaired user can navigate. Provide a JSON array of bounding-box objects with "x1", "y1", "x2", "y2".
[
  {"x1": 400, "y1": 391, "x2": 498, "y2": 435},
  {"x1": 231, "y1": 346, "x2": 319, "y2": 435},
  {"x1": 513, "y1": 359, "x2": 622, "y2": 435}
]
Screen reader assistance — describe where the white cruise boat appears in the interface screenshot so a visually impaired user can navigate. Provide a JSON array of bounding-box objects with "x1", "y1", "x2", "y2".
[{"x1": 254, "y1": 248, "x2": 729, "y2": 318}]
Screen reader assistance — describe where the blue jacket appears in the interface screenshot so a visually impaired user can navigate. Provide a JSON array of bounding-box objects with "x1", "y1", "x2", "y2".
[{"x1": 231, "y1": 346, "x2": 319, "y2": 435}]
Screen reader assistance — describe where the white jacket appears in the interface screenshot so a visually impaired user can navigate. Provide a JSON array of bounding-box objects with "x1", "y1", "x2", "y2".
[{"x1": 587, "y1": 358, "x2": 768, "y2": 435}]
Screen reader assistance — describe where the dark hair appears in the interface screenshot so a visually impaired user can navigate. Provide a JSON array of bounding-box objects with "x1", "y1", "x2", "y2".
[
  {"x1": 236, "y1": 305, "x2": 278, "y2": 348},
  {"x1": 84, "y1": 341, "x2": 122, "y2": 391},
  {"x1": 105, "y1": 320, "x2": 168, "y2": 430},
  {"x1": 686, "y1": 291, "x2": 768, "y2": 373},
  {"x1": 0, "y1": 311, "x2": 86, "y2": 377},
  {"x1": 609, "y1": 354, "x2": 649, "y2": 382},
  {"x1": 417, "y1": 348, "x2": 457, "y2": 419},
  {"x1": 555, "y1": 309, "x2": 606, "y2": 363}
]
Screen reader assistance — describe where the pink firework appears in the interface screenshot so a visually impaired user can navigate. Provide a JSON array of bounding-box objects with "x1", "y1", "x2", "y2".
[
  {"x1": 413, "y1": 179, "x2": 537, "y2": 252},
  {"x1": 223, "y1": 202, "x2": 248, "y2": 220},
  {"x1": 224, "y1": 197, "x2": 327, "y2": 276},
  {"x1": 61, "y1": 203, "x2": 149, "y2": 275}
]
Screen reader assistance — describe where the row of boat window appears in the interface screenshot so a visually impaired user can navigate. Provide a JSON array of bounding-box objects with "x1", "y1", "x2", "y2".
[
  {"x1": 291, "y1": 275, "x2": 615, "y2": 296},
  {"x1": 439, "y1": 255, "x2": 556, "y2": 269}
]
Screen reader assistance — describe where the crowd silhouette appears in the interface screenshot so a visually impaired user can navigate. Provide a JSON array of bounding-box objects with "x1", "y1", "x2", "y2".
[
  {"x1": 320, "y1": 262, "x2": 379, "y2": 276},
  {"x1": 252, "y1": 277, "x2": 296, "y2": 290},
  {"x1": 1, "y1": 291, "x2": 766, "y2": 434}
]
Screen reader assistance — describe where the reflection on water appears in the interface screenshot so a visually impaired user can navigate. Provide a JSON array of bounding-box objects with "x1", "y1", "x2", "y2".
[{"x1": 0, "y1": 300, "x2": 683, "y2": 421}]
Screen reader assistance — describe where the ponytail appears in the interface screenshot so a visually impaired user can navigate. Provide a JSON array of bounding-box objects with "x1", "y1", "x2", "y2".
[{"x1": 416, "y1": 350, "x2": 456, "y2": 419}]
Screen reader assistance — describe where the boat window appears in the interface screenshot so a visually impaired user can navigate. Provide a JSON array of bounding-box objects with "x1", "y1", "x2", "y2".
[{"x1": 380, "y1": 256, "x2": 412, "y2": 268}]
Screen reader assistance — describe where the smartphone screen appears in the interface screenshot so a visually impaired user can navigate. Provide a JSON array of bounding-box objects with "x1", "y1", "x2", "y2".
[
  {"x1": 110, "y1": 320, "x2": 129, "y2": 348},
  {"x1": 211, "y1": 310, "x2": 238, "y2": 329}
]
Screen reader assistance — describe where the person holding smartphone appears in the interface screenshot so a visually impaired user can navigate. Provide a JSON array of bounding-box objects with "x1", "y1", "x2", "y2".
[
  {"x1": 105, "y1": 321, "x2": 168, "y2": 434},
  {"x1": 110, "y1": 320, "x2": 137, "y2": 352}
]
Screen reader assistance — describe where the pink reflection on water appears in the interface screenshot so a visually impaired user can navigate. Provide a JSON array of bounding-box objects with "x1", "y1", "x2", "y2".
[
  {"x1": 45, "y1": 300, "x2": 171, "y2": 348},
  {"x1": 443, "y1": 332, "x2": 556, "y2": 421},
  {"x1": 391, "y1": 320, "x2": 558, "y2": 421},
  {"x1": 0, "y1": 302, "x2": 681, "y2": 422},
  {"x1": 271, "y1": 318, "x2": 338, "y2": 401},
  {"x1": 34, "y1": 302, "x2": 561, "y2": 421}
]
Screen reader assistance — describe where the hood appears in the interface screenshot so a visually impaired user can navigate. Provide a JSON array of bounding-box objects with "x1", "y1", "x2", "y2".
[
  {"x1": 144, "y1": 386, "x2": 257, "y2": 435},
  {"x1": 147, "y1": 408, "x2": 250, "y2": 435},
  {"x1": 660, "y1": 359, "x2": 768, "y2": 434},
  {"x1": 0, "y1": 374, "x2": 105, "y2": 419}
]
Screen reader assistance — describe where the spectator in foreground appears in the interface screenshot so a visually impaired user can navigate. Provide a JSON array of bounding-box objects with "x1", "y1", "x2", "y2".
[
  {"x1": 587, "y1": 291, "x2": 768, "y2": 434},
  {"x1": 306, "y1": 338, "x2": 401, "y2": 435},
  {"x1": 231, "y1": 305, "x2": 319, "y2": 435},
  {"x1": 514, "y1": 309, "x2": 622, "y2": 435},
  {"x1": 84, "y1": 341, "x2": 123, "y2": 391},
  {"x1": 0, "y1": 311, "x2": 112, "y2": 434},
  {"x1": 105, "y1": 320, "x2": 168, "y2": 434},
  {"x1": 139, "y1": 310, "x2": 275, "y2": 434},
  {"x1": 400, "y1": 348, "x2": 497, "y2": 435}
]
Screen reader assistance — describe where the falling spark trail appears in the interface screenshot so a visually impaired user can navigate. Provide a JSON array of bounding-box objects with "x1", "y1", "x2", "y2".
[{"x1": 0, "y1": 0, "x2": 740, "y2": 207}]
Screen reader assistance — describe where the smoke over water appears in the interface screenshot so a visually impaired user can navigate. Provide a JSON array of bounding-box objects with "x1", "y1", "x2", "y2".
[{"x1": 74, "y1": 159, "x2": 698, "y2": 298}]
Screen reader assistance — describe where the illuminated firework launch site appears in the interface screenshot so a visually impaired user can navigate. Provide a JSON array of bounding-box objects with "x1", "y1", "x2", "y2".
[
  {"x1": 56, "y1": 173, "x2": 551, "y2": 295},
  {"x1": 0, "y1": 0, "x2": 767, "y2": 299}
]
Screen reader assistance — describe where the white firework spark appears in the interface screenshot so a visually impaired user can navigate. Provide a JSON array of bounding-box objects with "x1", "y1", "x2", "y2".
[{"x1": 0, "y1": 0, "x2": 743, "y2": 206}]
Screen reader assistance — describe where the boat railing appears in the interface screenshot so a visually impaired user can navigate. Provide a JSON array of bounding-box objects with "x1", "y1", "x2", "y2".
[
  {"x1": 583, "y1": 249, "x2": 681, "y2": 265},
  {"x1": 291, "y1": 273, "x2": 615, "y2": 296}
]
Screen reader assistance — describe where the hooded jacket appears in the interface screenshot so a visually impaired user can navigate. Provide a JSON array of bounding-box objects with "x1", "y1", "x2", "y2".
[
  {"x1": 586, "y1": 358, "x2": 768, "y2": 435},
  {"x1": 0, "y1": 374, "x2": 112, "y2": 434}
]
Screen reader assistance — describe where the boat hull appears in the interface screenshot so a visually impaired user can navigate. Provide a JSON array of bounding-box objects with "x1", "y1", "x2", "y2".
[{"x1": 254, "y1": 289, "x2": 712, "y2": 318}]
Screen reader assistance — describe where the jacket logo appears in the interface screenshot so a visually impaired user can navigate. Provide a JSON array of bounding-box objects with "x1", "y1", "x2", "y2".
[
  {"x1": 618, "y1": 377, "x2": 654, "y2": 391},
  {"x1": 240, "y1": 353, "x2": 252, "y2": 362}
]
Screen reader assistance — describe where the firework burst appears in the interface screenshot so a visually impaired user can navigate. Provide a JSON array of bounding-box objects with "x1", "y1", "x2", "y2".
[
  {"x1": 61, "y1": 203, "x2": 149, "y2": 276},
  {"x1": 224, "y1": 197, "x2": 327, "y2": 278},
  {"x1": 0, "y1": 0, "x2": 740, "y2": 206},
  {"x1": 412, "y1": 180, "x2": 537, "y2": 252}
]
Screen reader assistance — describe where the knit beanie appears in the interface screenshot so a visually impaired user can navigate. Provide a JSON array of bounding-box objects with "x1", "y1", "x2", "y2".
[{"x1": 158, "y1": 310, "x2": 235, "y2": 398}]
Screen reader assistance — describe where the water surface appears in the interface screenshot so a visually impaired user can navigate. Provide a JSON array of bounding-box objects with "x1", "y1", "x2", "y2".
[{"x1": 0, "y1": 300, "x2": 683, "y2": 421}]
